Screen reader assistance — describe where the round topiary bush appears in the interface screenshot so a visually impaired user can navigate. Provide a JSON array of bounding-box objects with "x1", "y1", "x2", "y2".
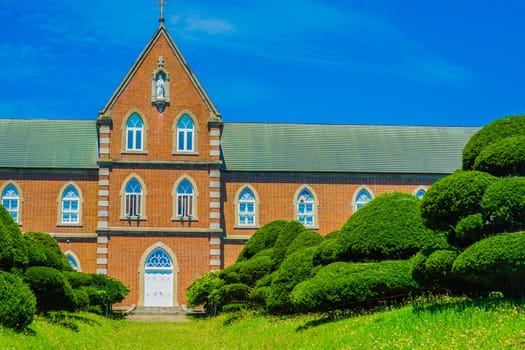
[
  {"x1": 338, "y1": 192, "x2": 435, "y2": 261},
  {"x1": 455, "y1": 213, "x2": 486, "y2": 246},
  {"x1": 24, "y1": 232, "x2": 72, "y2": 271},
  {"x1": 290, "y1": 260, "x2": 418, "y2": 312},
  {"x1": 420, "y1": 171, "x2": 497, "y2": 233},
  {"x1": 462, "y1": 115, "x2": 525, "y2": 170},
  {"x1": 312, "y1": 238, "x2": 344, "y2": 266},
  {"x1": 473, "y1": 136, "x2": 525, "y2": 176},
  {"x1": 0, "y1": 205, "x2": 29, "y2": 270},
  {"x1": 266, "y1": 247, "x2": 318, "y2": 314},
  {"x1": 285, "y1": 230, "x2": 323, "y2": 256},
  {"x1": 271, "y1": 221, "x2": 307, "y2": 267},
  {"x1": 236, "y1": 220, "x2": 287, "y2": 262},
  {"x1": 424, "y1": 249, "x2": 458, "y2": 282},
  {"x1": 24, "y1": 266, "x2": 76, "y2": 312},
  {"x1": 452, "y1": 232, "x2": 525, "y2": 296},
  {"x1": 0, "y1": 272, "x2": 36, "y2": 330},
  {"x1": 238, "y1": 255, "x2": 274, "y2": 287},
  {"x1": 481, "y1": 177, "x2": 525, "y2": 233}
]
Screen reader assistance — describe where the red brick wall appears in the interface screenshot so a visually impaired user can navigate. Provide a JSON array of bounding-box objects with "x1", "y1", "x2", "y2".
[
  {"x1": 222, "y1": 173, "x2": 439, "y2": 236},
  {"x1": 107, "y1": 235, "x2": 211, "y2": 306},
  {"x1": 0, "y1": 172, "x2": 98, "y2": 234},
  {"x1": 105, "y1": 168, "x2": 212, "y2": 228},
  {"x1": 58, "y1": 240, "x2": 98, "y2": 273},
  {"x1": 106, "y1": 34, "x2": 214, "y2": 163}
]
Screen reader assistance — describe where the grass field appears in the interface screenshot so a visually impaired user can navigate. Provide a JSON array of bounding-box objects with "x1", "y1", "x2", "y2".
[{"x1": 1, "y1": 298, "x2": 525, "y2": 349}]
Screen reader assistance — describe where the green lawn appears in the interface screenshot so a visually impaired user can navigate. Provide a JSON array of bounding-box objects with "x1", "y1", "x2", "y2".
[{"x1": 1, "y1": 300, "x2": 525, "y2": 349}]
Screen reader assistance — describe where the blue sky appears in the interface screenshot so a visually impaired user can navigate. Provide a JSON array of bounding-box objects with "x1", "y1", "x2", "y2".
[{"x1": 1, "y1": 0, "x2": 524, "y2": 126}]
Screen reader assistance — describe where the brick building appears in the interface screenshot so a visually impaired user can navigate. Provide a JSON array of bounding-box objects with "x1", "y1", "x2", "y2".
[{"x1": 0, "y1": 20, "x2": 477, "y2": 307}]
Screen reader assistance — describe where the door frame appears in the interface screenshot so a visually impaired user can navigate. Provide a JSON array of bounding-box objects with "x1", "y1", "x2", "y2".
[{"x1": 138, "y1": 242, "x2": 179, "y2": 307}]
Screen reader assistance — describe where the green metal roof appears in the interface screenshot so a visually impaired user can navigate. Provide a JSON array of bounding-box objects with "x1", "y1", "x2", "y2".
[
  {"x1": 0, "y1": 119, "x2": 98, "y2": 169},
  {"x1": 221, "y1": 123, "x2": 479, "y2": 174}
]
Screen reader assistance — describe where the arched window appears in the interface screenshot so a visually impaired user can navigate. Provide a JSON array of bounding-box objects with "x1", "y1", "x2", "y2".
[
  {"x1": 177, "y1": 114, "x2": 195, "y2": 152},
  {"x1": 238, "y1": 187, "x2": 256, "y2": 226},
  {"x1": 355, "y1": 189, "x2": 372, "y2": 211},
  {"x1": 126, "y1": 113, "x2": 144, "y2": 151},
  {"x1": 415, "y1": 189, "x2": 426, "y2": 199},
  {"x1": 297, "y1": 188, "x2": 315, "y2": 227},
  {"x1": 1, "y1": 184, "x2": 20, "y2": 223},
  {"x1": 176, "y1": 179, "x2": 194, "y2": 218},
  {"x1": 125, "y1": 178, "x2": 143, "y2": 217},
  {"x1": 61, "y1": 185, "x2": 80, "y2": 224},
  {"x1": 66, "y1": 253, "x2": 81, "y2": 271}
]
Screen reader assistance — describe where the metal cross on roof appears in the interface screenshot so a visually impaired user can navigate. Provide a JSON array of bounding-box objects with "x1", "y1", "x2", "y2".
[{"x1": 156, "y1": 0, "x2": 168, "y2": 22}]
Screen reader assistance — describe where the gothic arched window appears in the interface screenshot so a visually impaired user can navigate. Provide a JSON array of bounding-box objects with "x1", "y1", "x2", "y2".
[
  {"x1": 176, "y1": 179, "x2": 194, "y2": 218},
  {"x1": 125, "y1": 178, "x2": 143, "y2": 217},
  {"x1": 126, "y1": 113, "x2": 144, "y2": 151},
  {"x1": 238, "y1": 187, "x2": 256, "y2": 226},
  {"x1": 297, "y1": 188, "x2": 315, "y2": 227},
  {"x1": 61, "y1": 185, "x2": 80, "y2": 224},
  {"x1": 355, "y1": 189, "x2": 373, "y2": 211},
  {"x1": 177, "y1": 114, "x2": 195, "y2": 152},
  {"x1": 1, "y1": 183, "x2": 20, "y2": 223}
]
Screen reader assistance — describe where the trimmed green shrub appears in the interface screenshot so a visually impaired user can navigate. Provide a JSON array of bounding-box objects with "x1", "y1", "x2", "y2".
[
  {"x1": 214, "y1": 283, "x2": 251, "y2": 306},
  {"x1": 63, "y1": 271, "x2": 93, "y2": 288},
  {"x1": 266, "y1": 247, "x2": 317, "y2": 314},
  {"x1": 420, "y1": 171, "x2": 497, "y2": 233},
  {"x1": 24, "y1": 266, "x2": 76, "y2": 312},
  {"x1": 452, "y1": 232, "x2": 525, "y2": 296},
  {"x1": 88, "y1": 274, "x2": 129, "y2": 307},
  {"x1": 424, "y1": 249, "x2": 458, "y2": 282},
  {"x1": 455, "y1": 214, "x2": 485, "y2": 246},
  {"x1": 473, "y1": 136, "x2": 525, "y2": 176},
  {"x1": 481, "y1": 177, "x2": 525, "y2": 233},
  {"x1": 462, "y1": 115, "x2": 525, "y2": 170},
  {"x1": 285, "y1": 230, "x2": 323, "y2": 256},
  {"x1": 324, "y1": 230, "x2": 340, "y2": 240},
  {"x1": 24, "y1": 232, "x2": 72, "y2": 271},
  {"x1": 271, "y1": 221, "x2": 307, "y2": 267},
  {"x1": 290, "y1": 260, "x2": 418, "y2": 312},
  {"x1": 0, "y1": 272, "x2": 36, "y2": 330},
  {"x1": 338, "y1": 192, "x2": 435, "y2": 261},
  {"x1": 238, "y1": 255, "x2": 273, "y2": 287},
  {"x1": 312, "y1": 238, "x2": 343, "y2": 266},
  {"x1": 0, "y1": 205, "x2": 28, "y2": 270},
  {"x1": 186, "y1": 272, "x2": 224, "y2": 308},
  {"x1": 236, "y1": 220, "x2": 287, "y2": 262},
  {"x1": 218, "y1": 263, "x2": 242, "y2": 284}
]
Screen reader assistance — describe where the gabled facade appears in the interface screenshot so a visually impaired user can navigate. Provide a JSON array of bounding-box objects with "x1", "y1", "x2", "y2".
[{"x1": 0, "y1": 21, "x2": 478, "y2": 307}]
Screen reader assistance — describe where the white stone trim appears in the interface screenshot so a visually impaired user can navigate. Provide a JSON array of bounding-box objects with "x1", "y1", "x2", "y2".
[
  {"x1": 210, "y1": 238, "x2": 221, "y2": 245},
  {"x1": 210, "y1": 129, "x2": 220, "y2": 137},
  {"x1": 97, "y1": 236, "x2": 108, "y2": 244},
  {"x1": 97, "y1": 258, "x2": 108, "y2": 265},
  {"x1": 210, "y1": 259, "x2": 221, "y2": 266},
  {"x1": 210, "y1": 249, "x2": 221, "y2": 256},
  {"x1": 99, "y1": 190, "x2": 109, "y2": 196},
  {"x1": 97, "y1": 247, "x2": 108, "y2": 254},
  {"x1": 96, "y1": 268, "x2": 108, "y2": 275}
]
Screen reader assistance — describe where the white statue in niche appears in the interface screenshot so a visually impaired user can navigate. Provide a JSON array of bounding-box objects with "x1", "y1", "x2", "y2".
[{"x1": 156, "y1": 74, "x2": 165, "y2": 100}]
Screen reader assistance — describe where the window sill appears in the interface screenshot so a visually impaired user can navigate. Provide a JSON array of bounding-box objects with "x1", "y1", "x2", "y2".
[
  {"x1": 233, "y1": 225, "x2": 260, "y2": 230},
  {"x1": 121, "y1": 150, "x2": 148, "y2": 155},
  {"x1": 171, "y1": 216, "x2": 199, "y2": 222},
  {"x1": 120, "y1": 216, "x2": 148, "y2": 221},
  {"x1": 56, "y1": 223, "x2": 83, "y2": 228},
  {"x1": 303, "y1": 226, "x2": 320, "y2": 230},
  {"x1": 172, "y1": 151, "x2": 199, "y2": 156}
]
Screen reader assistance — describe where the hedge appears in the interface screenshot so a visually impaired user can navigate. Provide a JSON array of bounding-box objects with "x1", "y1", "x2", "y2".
[
  {"x1": 0, "y1": 205, "x2": 28, "y2": 270},
  {"x1": 462, "y1": 115, "x2": 525, "y2": 170},
  {"x1": 285, "y1": 230, "x2": 323, "y2": 256},
  {"x1": 312, "y1": 238, "x2": 344, "y2": 266},
  {"x1": 452, "y1": 232, "x2": 525, "y2": 296},
  {"x1": 473, "y1": 136, "x2": 525, "y2": 176},
  {"x1": 480, "y1": 177, "x2": 525, "y2": 233},
  {"x1": 0, "y1": 272, "x2": 36, "y2": 329},
  {"x1": 24, "y1": 232, "x2": 72, "y2": 271},
  {"x1": 420, "y1": 171, "x2": 497, "y2": 233},
  {"x1": 238, "y1": 255, "x2": 274, "y2": 287},
  {"x1": 338, "y1": 192, "x2": 435, "y2": 261},
  {"x1": 24, "y1": 266, "x2": 76, "y2": 312},
  {"x1": 236, "y1": 220, "x2": 287, "y2": 262},
  {"x1": 266, "y1": 247, "x2": 318, "y2": 314},
  {"x1": 271, "y1": 221, "x2": 307, "y2": 267},
  {"x1": 290, "y1": 260, "x2": 418, "y2": 312},
  {"x1": 455, "y1": 213, "x2": 485, "y2": 246}
]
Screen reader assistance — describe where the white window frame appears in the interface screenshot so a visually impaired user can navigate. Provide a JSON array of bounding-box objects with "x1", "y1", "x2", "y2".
[
  {"x1": 1, "y1": 184, "x2": 19, "y2": 223},
  {"x1": 297, "y1": 189, "x2": 315, "y2": 227},
  {"x1": 176, "y1": 115, "x2": 195, "y2": 152},
  {"x1": 125, "y1": 179, "x2": 143, "y2": 217},
  {"x1": 176, "y1": 180, "x2": 194, "y2": 218},
  {"x1": 61, "y1": 186, "x2": 80, "y2": 224},
  {"x1": 238, "y1": 188, "x2": 256, "y2": 226},
  {"x1": 126, "y1": 113, "x2": 144, "y2": 151},
  {"x1": 355, "y1": 189, "x2": 372, "y2": 211}
]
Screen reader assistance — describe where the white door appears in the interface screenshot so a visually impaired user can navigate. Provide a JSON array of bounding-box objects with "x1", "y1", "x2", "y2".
[{"x1": 144, "y1": 248, "x2": 174, "y2": 307}]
